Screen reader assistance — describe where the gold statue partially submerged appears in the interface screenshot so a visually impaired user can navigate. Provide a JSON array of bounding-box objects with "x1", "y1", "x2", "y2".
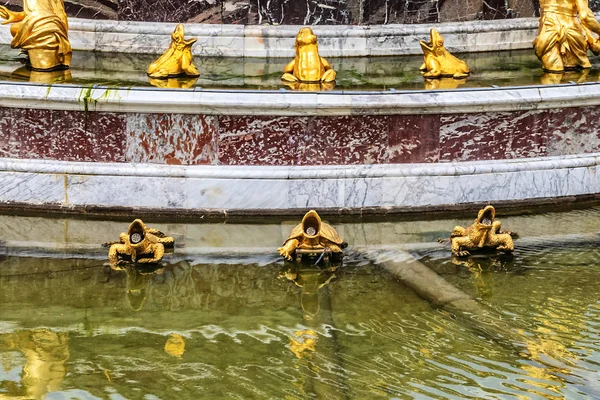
[
  {"x1": 282, "y1": 27, "x2": 336, "y2": 84},
  {"x1": 108, "y1": 219, "x2": 174, "y2": 265},
  {"x1": 278, "y1": 210, "x2": 345, "y2": 262},
  {"x1": 0, "y1": 0, "x2": 71, "y2": 71},
  {"x1": 534, "y1": 0, "x2": 600, "y2": 71},
  {"x1": 419, "y1": 28, "x2": 469, "y2": 79},
  {"x1": 148, "y1": 24, "x2": 199, "y2": 79},
  {"x1": 450, "y1": 205, "x2": 515, "y2": 257}
]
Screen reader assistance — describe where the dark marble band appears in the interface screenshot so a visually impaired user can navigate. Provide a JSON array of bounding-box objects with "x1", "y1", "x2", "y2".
[
  {"x1": 1, "y1": 0, "x2": 552, "y2": 23},
  {"x1": 1, "y1": 106, "x2": 598, "y2": 166}
]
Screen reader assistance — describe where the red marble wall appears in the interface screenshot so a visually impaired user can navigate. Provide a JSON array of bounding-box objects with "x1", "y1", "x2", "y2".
[{"x1": 1, "y1": 106, "x2": 599, "y2": 166}]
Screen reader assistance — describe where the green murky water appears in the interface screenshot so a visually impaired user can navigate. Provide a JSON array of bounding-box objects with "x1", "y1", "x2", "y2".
[
  {"x1": 0, "y1": 209, "x2": 600, "y2": 398},
  {"x1": 1, "y1": 44, "x2": 600, "y2": 90}
]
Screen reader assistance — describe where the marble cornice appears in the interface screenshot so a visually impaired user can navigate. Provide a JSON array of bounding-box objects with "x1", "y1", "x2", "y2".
[
  {"x1": 2, "y1": 81, "x2": 600, "y2": 116},
  {"x1": 1, "y1": 154, "x2": 598, "y2": 179}
]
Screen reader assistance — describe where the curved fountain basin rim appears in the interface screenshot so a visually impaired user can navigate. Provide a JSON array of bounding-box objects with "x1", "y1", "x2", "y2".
[
  {"x1": 1, "y1": 79, "x2": 593, "y2": 95},
  {"x1": 2, "y1": 154, "x2": 598, "y2": 179},
  {"x1": 3, "y1": 80, "x2": 600, "y2": 115}
]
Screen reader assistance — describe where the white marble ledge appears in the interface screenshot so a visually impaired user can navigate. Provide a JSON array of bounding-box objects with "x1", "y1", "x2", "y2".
[
  {"x1": 0, "y1": 17, "x2": 543, "y2": 57},
  {"x1": 1, "y1": 154, "x2": 598, "y2": 180},
  {"x1": 0, "y1": 154, "x2": 599, "y2": 210},
  {"x1": 2, "y1": 81, "x2": 600, "y2": 115}
]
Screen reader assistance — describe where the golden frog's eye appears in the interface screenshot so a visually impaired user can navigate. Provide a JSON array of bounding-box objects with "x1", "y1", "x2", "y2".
[
  {"x1": 306, "y1": 227, "x2": 316, "y2": 236},
  {"x1": 130, "y1": 233, "x2": 143, "y2": 244},
  {"x1": 436, "y1": 39, "x2": 444, "y2": 47}
]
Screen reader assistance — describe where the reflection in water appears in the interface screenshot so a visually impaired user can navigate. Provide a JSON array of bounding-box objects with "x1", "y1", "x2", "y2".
[
  {"x1": 148, "y1": 76, "x2": 198, "y2": 89},
  {"x1": 540, "y1": 69, "x2": 590, "y2": 84},
  {"x1": 279, "y1": 260, "x2": 340, "y2": 320},
  {"x1": 289, "y1": 329, "x2": 318, "y2": 359},
  {"x1": 111, "y1": 264, "x2": 164, "y2": 311},
  {"x1": 11, "y1": 66, "x2": 71, "y2": 84},
  {"x1": 451, "y1": 254, "x2": 514, "y2": 299},
  {"x1": 164, "y1": 333, "x2": 185, "y2": 358},
  {"x1": 424, "y1": 77, "x2": 467, "y2": 90},
  {"x1": 0, "y1": 329, "x2": 69, "y2": 400},
  {"x1": 282, "y1": 80, "x2": 336, "y2": 91}
]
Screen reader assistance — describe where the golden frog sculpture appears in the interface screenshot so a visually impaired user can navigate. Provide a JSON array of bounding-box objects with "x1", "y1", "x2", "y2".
[
  {"x1": 534, "y1": 0, "x2": 600, "y2": 72},
  {"x1": 108, "y1": 219, "x2": 174, "y2": 265},
  {"x1": 281, "y1": 27, "x2": 336, "y2": 84},
  {"x1": 419, "y1": 28, "x2": 470, "y2": 79},
  {"x1": 0, "y1": 0, "x2": 71, "y2": 71},
  {"x1": 450, "y1": 205, "x2": 515, "y2": 257},
  {"x1": 278, "y1": 210, "x2": 345, "y2": 262},
  {"x1": 148, "y1": 24, "x2": 199, "y2": 79}
]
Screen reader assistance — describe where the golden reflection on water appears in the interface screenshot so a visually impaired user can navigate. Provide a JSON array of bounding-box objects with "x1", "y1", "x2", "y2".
[
  {"x1": 289, "y1": 329, "x2": 318, "y2": 359},
  {"x1": 110, "y1": 264, "x2": 165, "y2": 312},
  {"x1": 148, "y1": 76, "x2": 198, "y2": 89},
  {"x1": 279, "y1": 261, "x2": 339, "y2": 321},
  {"x1": 164, "y1": 333, "x2": 185, "y2": 358},
  {"x1": 0, "y1": 329, "x2": 69, "y2": 400},
  {"x1": 11, "y1": 66, "x2": 72, "y2": 84},
  {"x1": 540, "y1": 69, "x2": 590, "y2": 85}
]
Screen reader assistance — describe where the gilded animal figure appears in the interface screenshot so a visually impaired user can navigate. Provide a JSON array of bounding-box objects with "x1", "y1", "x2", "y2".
[
  {"x1": 450, "y1": 205, "x2": 514, "y2": 257},
  {"x1": 108, "y1": 219, "x2": 174, "y2": 264},
  {"x1": 419, "y1": 28, "x2": 470, "y2": 79},
  {"x1": 148, "y1": 24, "x2": 199, "y2": 78},
  {"x1": 282, "y1": 27, "x2": 336, "y2": 83},
  {"x1": 278, "y1": 210, "x2": 345, "y2": 261}
]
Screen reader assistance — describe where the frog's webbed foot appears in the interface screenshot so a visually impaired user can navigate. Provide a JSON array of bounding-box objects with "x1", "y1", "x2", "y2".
[
  {"x1": 321, "y1": 69, "x2": 336, "y2": 82},
  {"x1": 281, "y1": 73, "x2": 299, "y2": 82},
  {"x1": 453, "y1": 71, "x2": 469, "y2": 78}
]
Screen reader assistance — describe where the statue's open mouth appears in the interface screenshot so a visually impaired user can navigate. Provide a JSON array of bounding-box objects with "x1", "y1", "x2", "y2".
[
  {"x1": 302, "y1": 211, "x2": 321, "y2": 238},
  {"x1": 479, "y1": 208, "x2": 495, "y2": 226},
  {"x1": 129, "y1": 220, "x2": 146, "y2": 244},
  {"x1": 419, "y1": 40, "x2": 433, "y2": 52}
]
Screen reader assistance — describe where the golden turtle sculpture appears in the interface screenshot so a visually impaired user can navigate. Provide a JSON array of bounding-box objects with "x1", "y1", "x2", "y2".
[
  {"x1": 450, "y1": 205, "x2": 515, "y2": 257},
  {"x1": 278, "y1": 210, "x2": 345, "y2": 262},
  {"x1": 108, "y1": 219, "x2": 174, "y2": 265}
]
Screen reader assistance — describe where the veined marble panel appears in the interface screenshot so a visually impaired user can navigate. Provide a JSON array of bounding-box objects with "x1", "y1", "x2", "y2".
[
  {"x1": 0, "y1": 0, "x2": 117, "y2": 19},
  {"x1": 125, "y1": 113, "x2": 218, "y2": 165},
  {"x1": 0, "y1": 107, "x2": 126, "y2": 163},
  {"x1": 0, "y1": 155, "x2": 598, "y2": 211},
  {"x1": 2, "y1": 104, "x2": 600, "y2": 166}
]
